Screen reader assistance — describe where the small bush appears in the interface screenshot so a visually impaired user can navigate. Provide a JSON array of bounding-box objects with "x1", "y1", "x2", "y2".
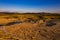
[
  {"x1": 5, "y1": 21, "x2": 22, "y2": 26},
  {"x1": 38, "y1": 16, "x2": 43, "y2": 19},
  {"x1": 46, "y1": 20, "x2": 56, "y2": 26},
  {"x1": 0, "y1": 24, "x2": 4, "y2": 26},
  {"x1": 24, "y1": 18, "x2": 38, "y2": 23}
]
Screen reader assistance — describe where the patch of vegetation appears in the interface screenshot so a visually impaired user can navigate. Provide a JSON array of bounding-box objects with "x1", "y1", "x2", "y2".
[
  {"x1": 46, "y1": 20, "x2": 56, "y2": 26},
  {"x1": 0, "y1": 12, "x2": 60, "y2": 40}
]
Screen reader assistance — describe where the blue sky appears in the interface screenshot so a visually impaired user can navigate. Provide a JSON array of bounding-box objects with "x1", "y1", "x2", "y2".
[{"x1": 0, "y1": 0, "x2": 60, "y2": 13}]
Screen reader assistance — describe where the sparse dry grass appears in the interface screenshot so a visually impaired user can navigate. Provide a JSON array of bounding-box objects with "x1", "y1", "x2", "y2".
[{"x1": 0, "y1": 12, "x2": 60, "y2": 40}]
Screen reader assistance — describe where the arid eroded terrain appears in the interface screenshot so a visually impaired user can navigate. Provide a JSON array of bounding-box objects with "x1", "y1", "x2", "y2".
[{"x1": 0, "y1": 12, "x2": 60, "y2": 40}]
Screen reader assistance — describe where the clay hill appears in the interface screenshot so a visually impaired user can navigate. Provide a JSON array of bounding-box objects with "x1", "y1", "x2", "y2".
[{"x1": 0, "y1": 12, "x2": 60, "y2": 40}]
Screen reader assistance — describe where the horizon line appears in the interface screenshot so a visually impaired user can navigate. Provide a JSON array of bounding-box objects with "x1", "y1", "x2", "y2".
[{"x1": 0, "y1": 11, "x2": 60, "y2": 14}]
